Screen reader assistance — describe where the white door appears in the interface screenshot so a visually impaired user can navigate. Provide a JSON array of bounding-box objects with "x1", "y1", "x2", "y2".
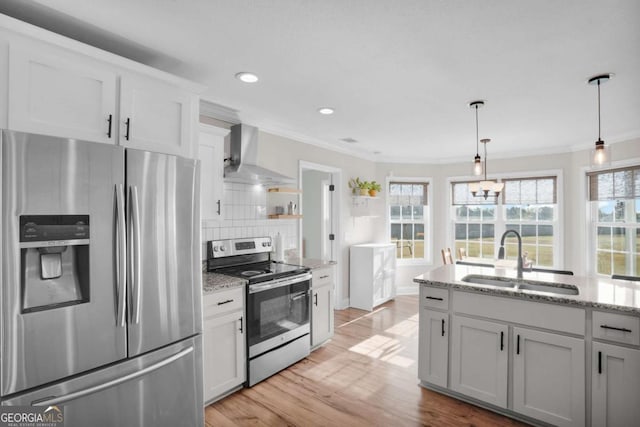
[
  {"x1": 513, "y1": 327, "x2": 585, "y2": 427},
  {"x1": 8, "y1": 44, "x2": 117, "y2": 144},
  {"x1": 120, "y1": 73, "x2": 195, "y2": 157},
  {"x1": 592, "y1": 342, "x2": 640, "y2": 427},
  {"x1": 312, "y1": 283, "x2": 333, "y2": 347},
  {"x1": 199, "y1": 125, "x2": 228, "y2": 221},
  {"x1": 203, "y1": 311, "x2": 245, "y2": 403},
  {"x1": 450, "y1": 316, "x2": 508, "y2": 408},
  {"x1": 418, "y1": 310, "x2": 448, "y2": 387}
]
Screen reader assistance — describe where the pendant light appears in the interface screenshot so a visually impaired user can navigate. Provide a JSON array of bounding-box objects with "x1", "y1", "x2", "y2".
[
  {"x1": 469, "y1": 138, "x2": 504, "y2": 200},
  {"x1": 469, "y1": 101, "x2": 484, "y2": 176},
  {"x1": 588, "y1": 73, "x2": 613, "y2": 167}
]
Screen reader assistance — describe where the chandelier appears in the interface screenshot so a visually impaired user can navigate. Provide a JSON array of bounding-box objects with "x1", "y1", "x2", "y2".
[{"x1": 467, "y1": 99, "x2": 504, "y2": 199}]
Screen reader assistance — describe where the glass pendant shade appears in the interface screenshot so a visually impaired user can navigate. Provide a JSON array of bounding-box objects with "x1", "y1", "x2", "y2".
[
  {"x1": 473, "y1": 155, "x2": 483, "y2": 176},
  {"x1": 591, "y1": 140, "x2": 610, "y2": 168}
]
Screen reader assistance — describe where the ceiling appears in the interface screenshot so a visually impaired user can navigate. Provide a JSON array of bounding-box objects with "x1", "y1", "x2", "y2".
[{"x1": 1, "y1": 0, "x2": 639, "y2": 163}]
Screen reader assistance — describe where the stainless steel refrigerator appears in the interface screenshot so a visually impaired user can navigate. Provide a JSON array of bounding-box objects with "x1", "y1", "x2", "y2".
[{"x1": 0, "y1": 130, "x2": 203, "y2": 426}]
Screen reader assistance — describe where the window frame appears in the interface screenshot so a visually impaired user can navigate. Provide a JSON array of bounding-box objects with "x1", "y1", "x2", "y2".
[
  {"x1": 386, "y1": 176, "x2": 433, "y2": 265},
  {"x1": 586, "y1": 164, "x2": 640, "y2": 277},
  {"x1": 447, "y1": 170, "x2": 564, "y2": 268}
]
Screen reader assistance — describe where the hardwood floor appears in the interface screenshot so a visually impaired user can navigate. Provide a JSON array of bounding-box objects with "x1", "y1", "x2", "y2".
[{"x1": 205, "y1": 296, "x2": 528, "y2": 426}]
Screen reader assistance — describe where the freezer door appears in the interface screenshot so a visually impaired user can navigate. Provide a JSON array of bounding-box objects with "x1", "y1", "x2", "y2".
[
  {"x1": 1, "y1": 131, "x2": 127, "y2": 396},
  {"x1": 1, "y1": 336, "x2": 203, "y2": 427},
  {"x1": 126, "y1": 149, "x2": 201, "y2": 356}
]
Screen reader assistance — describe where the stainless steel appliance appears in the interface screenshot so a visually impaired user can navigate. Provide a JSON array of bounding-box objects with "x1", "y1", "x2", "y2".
[
  {"x1": 207, "y1": 237, "x2": 311, "y2": 386},
  {"x1": 0, "y1": 130, "x2": 203, "y2": 426}
]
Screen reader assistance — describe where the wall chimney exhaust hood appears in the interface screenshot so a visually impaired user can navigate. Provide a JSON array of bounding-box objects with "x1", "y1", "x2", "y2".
[{"x1": 224, "y1": 124, "x2": 295, "y2": 185}]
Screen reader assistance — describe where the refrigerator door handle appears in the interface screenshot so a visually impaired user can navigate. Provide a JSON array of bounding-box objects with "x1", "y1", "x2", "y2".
[
  {"x1": 115, "y1": 184, "x2": 127, "y2": 327},
  {"x1": 129, "y1": 185, "x2": 142, "y2": 325},
  {"x1": 30, "y1": 346, "x2": 194, "y2": 406}
]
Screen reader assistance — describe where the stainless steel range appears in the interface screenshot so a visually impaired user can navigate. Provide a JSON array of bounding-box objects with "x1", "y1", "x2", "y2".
[{"x1": 207, "y1": 237, "x2": 311, "y2": 386}]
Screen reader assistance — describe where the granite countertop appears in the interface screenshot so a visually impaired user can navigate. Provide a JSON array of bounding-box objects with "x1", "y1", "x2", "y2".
[
  {"x1": 202, "y1": 272, "x2": 246, "y2": 295},
  {"x1": 283, "y1": 257, "x2": 337, "y2": 270},
  {"x1": 414, "y1": 265, "x2": 640, "y2": 315}
]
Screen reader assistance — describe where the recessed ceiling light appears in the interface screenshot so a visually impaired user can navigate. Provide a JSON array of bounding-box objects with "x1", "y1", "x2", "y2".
[
  {"x1": 318, "y1": 107, "x2": 335, "y2": 115},
  {"x1": 341, "y1": 137, "x2": 358, "y2": 143},
  {"x1": 235, "y1": 72, "x2": 259, "y2": 83},
  {"x1": 373, "y1": 151, "x2": 381, "y2": 155}
]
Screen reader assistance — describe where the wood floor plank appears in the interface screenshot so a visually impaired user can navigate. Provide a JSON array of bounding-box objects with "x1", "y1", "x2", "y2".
[{"x1": 206, "y1": 296, "x2": 529, "y2": 426}]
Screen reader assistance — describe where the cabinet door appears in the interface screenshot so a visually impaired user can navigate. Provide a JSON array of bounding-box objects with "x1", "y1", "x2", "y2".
[
  {"x1": 203, "y1": 310, "x2": 245, "y2": 403},
  {"x1": 311, "y1": 283, "x2": 334, "y2": 347},
  {"x1": 513, "y1": 327, "x2": 585, "y2": 427},
  {"x1": 418, "y1": 310, "x2": 448, "y2": 387},
  {"x1": 120, "y1": 73, "x2": 195, "y2": 157},
  {"x1": 199, "y1": 125, "x2": 228, "y2": 221},
  {"x1": 9, "y1": 44, "x2": 117, "y2": 144},
  {"x1": 450, "y1": 316, "x2": 508, "y2": 407},
  {"x1": 592, "y1": 342, "x2": 640, "y2": 427}
]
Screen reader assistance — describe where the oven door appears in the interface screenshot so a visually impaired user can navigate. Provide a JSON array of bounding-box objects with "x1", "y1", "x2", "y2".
[{"x1": 247, "y1": 273, "x2": 311, "y2": 358}]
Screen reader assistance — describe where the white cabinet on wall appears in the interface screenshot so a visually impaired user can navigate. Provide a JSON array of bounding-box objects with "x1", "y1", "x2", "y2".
[
  {"x1": 199, "y1": 124, "x2": 229, "y2": 222},
  {"x1": 120, "y1": 73, "x2": 196, "y2": 157},
  {"x1": 349, "y1": 243, "x2": 396, "y2": 311},
  {"x1": 203, "y1": 287, "x2": 245, "y2": 404},
  {"x1": 8, "y1": 44, "x2": 117, "y2": 144},
  {"x1": 512, "y1": 327, "x2": 585, "y2": 427},
  {"x1": 311, "y1": 265, "x2": 335, "y2": 349},
  {"x1": 450, "y1": 316, "x2": 508, "y2": 408},
  {"x1": 592, "y1": 342, "x2": 640, "y2": 427},
  {"x1": 1, "y1": 24, "x2": 202, "y2": 158}
]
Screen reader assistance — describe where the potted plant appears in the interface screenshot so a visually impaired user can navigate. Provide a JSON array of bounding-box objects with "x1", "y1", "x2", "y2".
[
  {"x1": 349, "y1": 177, "x2": 362, "y2": 195},
  {"x1": 358, "y1": 180, "x2": 370, "y2": 196},
  {"x1": 369, "y1": 181, "x2": 382, "y2": 197}
]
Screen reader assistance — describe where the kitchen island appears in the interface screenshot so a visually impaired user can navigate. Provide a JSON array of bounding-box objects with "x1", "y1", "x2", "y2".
[{"x1": 414, "y1": 265, "x2": 640, "y2": 427}]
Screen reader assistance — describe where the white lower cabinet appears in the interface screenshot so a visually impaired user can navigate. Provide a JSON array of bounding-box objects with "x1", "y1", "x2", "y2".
[
  {"x1": 450, "y1": 316, "x2": 508, "y2": 408},
  {"x1": 311, "y1": 266, "x2": 335, "y2": 348},
  {"x1": 592, "y1": 342, "x2": 640, "y2": 427},
  {"x1": 512, "y1": 327, "x2": 585, "y2": 427},
  {"x1": 203, "y1": 288, "x2": 246, "y2": 404},
  {"x1": 418, "y1": 310, "x2": 448, "y2": 388}
]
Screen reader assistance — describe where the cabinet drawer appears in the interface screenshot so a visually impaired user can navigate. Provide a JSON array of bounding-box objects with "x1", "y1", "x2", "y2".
[
  {"x1": 453, "y1": 291, "x2": 585, "y2": 336},
  {"x1": 204, "y1": 287, "x2": 244, "y2": 317},
  {"x1": 421, "y1": 286, "x2": 449, "y2": 310},
  {"x1": 313, "y1": 267, "x2": 334, "y2": 288},
  {"x1": 592, "y1": 311, "x2": 640, "y2": 346}
]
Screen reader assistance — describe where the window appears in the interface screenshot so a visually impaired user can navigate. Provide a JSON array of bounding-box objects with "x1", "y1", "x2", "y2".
[
  {"x1": 588, "y1": 166, "x2": 640, "y2": 276},
  {"x1": 451, "y1": 176, "x2": 559, "y2": 267},
  {"x1": 389, "y1": 181, "x2": 429, "y2": 261}
]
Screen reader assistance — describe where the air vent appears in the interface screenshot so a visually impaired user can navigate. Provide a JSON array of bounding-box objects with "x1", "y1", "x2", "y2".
[{"x1": 341, "y1": 137, "x2": 358, "y2": 144}]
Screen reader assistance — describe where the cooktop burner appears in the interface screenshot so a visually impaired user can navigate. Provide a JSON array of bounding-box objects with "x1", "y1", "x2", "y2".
[{"x1": 214, "y1": 261, "x2": 308, "y2": 284}]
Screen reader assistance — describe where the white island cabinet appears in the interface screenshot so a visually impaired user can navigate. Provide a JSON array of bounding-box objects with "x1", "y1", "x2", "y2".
[
  {"x1": 416, "y1": 265, "x2": 640, "y2": 427},
  {"x1": 349, "y1": 243, "x2": 396, "y2": 311}
]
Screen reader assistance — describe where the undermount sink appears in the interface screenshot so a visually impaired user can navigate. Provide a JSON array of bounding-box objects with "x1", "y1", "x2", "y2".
[{"x1": 461, "y1": 274, "x2": 579, "y2": 296}]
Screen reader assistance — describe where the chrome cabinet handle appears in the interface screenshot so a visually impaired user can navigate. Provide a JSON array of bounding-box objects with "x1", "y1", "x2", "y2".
[
  {"x1": 31, "y1": 346, "x2": 194, "y2": 406},
  {"x1": 115, "y1": 184, "x2": 126, "y2": 327}
]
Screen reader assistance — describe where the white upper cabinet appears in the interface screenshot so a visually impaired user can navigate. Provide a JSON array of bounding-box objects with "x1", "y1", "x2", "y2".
[
  {"x1": 120, "y1": 73, "x2": 196, "y2": 157},
  {"x1": 0, "y1": 21, "x2": 203, "y2": 158},
  {"x1": 199, "y1": 124, "x2": 228, "y2": 222},
  {"x1": 8, "y1": 43, "x2": 117, "y2": 144}
]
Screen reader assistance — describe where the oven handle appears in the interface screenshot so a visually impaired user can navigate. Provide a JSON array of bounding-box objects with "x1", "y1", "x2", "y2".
[{"x1": 249, "y1": 272, "x2": 312, "y2": 294}]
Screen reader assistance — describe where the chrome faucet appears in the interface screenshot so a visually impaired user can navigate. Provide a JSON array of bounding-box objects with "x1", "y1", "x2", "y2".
[{"x1": 498, "y1": 229, "x2": 523, "y2": 279}]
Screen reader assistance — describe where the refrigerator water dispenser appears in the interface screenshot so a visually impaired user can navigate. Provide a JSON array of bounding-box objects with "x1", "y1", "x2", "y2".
[{"x1": 19, "y1": 215, "x2": 90, "y2": 312}]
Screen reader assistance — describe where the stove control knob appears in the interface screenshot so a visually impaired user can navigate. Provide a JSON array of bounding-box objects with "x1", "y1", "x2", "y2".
[
  {"x1": 267, "y1": 241, "x2": 272, "y2": 246},
  {"x1": 262, "y1": 242, "x2": 267, "y2": 247},
  {"x1": 212, "y1": 246, "x2": 219, "y2": 252},
  {"x1": 220, "y1": 246, "x2": 226, "y2": 252}
]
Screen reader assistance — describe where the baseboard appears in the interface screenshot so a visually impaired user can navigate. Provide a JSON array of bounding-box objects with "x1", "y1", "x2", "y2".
[{"x1": 336, "y1": 297, "x2": 350, "y2": 310}]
